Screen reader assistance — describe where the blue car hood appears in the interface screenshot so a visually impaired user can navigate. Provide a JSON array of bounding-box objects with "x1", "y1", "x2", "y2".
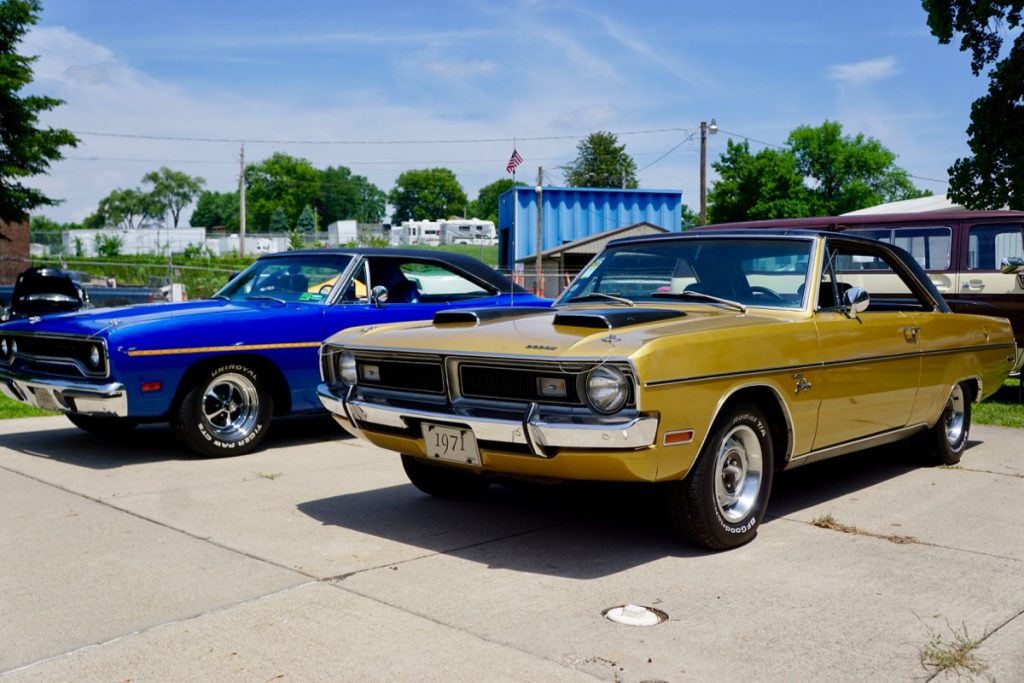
[{"x1": 0, "y1": 299, "x2": 313, "y2": 341}]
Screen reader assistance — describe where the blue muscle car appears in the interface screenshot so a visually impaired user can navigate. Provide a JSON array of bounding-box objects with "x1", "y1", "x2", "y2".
[{"x1": 0, "y1": 248, "x2": 547, "y2": 457}]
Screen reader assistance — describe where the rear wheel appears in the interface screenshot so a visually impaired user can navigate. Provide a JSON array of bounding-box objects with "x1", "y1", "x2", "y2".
[
  {"x1": 665, "y1": 403, "x2": 774, "y2": 550},
  {"x1": 67, "y1": 414, "x2": 139, "y2": 437},
  {"x1": 171, "y1": 363, "x2": 273, "y2": 458},
  {"x1": 401, "y1": 454, "x2": 490, "y2": 499},
  {"x1": 926, "y1": 382, "x2": 971, "y2": 466}
]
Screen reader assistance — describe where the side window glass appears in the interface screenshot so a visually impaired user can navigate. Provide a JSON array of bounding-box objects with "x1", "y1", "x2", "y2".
[
  {"x1": 398, "y1": 262, "x2": 490, "y2": 300},
  {"x1": 968, "y1": 223, "x2": 1024, "y2": 271},
  {"x1": 845, "y1": 227, "x2": 952, "y2": 271},
  {"x1": 338, "y1": 261, "x2": 369, "y2": 304},
  {"x1": 827, "y1": 243, "x2": 926, "y2": 311}
]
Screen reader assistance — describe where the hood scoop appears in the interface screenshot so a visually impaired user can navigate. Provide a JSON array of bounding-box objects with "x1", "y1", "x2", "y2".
[
  {"x1": 553, "y1": 308, "x2": 687, "y2": 329},
  {"x1": 434, "y1": 306, "x2": 550, "y2": 325}
]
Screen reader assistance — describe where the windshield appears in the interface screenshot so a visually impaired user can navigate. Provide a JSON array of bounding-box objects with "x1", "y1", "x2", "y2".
[
  {"x1": 558, "y1": 237, "x2": 813, "y2": 310},
  {"x1": 215, "y1": 254, "x2": 353, "y2": 303}
]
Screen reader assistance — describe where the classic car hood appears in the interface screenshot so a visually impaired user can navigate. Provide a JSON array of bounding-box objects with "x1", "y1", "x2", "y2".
[
  {"x1": 0, "y1": 299, "x2": 313, "y2": 341},
  {"x1": 331, "y1": 304, "x2": 796, "y2": 359}
]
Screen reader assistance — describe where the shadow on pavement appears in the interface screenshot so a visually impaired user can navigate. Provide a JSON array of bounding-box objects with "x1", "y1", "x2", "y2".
[
  {"x1": 298, "y1": 440, "x2": 944, "y2": 577},
  {"x1": 0, "y1": 413, "x2": 349, "y2": 469}
]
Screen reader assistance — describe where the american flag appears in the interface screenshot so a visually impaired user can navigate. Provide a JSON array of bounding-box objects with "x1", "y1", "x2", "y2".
[{"x1": 506, "y1": 149, "x2": 523, "y2": 174}]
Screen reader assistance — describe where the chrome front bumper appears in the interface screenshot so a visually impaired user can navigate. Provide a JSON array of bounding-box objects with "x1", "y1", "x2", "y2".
[
  {"x1": 317, "y1": 383, "x2": 659, "y2": 456},
  {"x1": 0, "y1": 369, "x2": 129, "y2": 417}
]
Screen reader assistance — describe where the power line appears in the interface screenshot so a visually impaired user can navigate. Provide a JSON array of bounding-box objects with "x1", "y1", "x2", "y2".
[
  {"x1": 70, "y1": 126, "x2": 692, "y2": 146},
  {"x1": 637, "y1": 131, "x2": 698, "y2": 172}
]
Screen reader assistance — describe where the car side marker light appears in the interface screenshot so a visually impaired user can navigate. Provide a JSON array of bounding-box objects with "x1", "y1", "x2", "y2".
[
  {"x1": 663, "y1": 429, "x2": 695, "y2": 446},
  {"x1": 141, "y1": 381, "x2": 162, "y2": 393}
]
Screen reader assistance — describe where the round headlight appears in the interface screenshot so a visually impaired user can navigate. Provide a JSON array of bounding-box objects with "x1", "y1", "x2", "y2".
[
  {"x1": 584, "y1": 365, "x2": 628, "y2": 414},
  {"x1": 338, "y1": 351, "x2": 357, "y2": 385},
  {"x1": 1, "y1": 339, "x2": 7, "y2": 358},
  {"x1": 89, "y1": 345, "x2": 101, "y2": 368},
  {"x1": 10, "y1": 340, "x2": 17, "y2": 356}
]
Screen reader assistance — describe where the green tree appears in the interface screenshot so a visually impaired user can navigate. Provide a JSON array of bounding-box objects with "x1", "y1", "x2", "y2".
[
  {"x1": 0, "y1": 0, "x2": 78, "y2": 228},
  {"x1": 95, "y1": 188, "x2": 154, "y2": 229},
  {"x1": 922, "y1": 1, "x2": 1024, "y2": 209},
  {"x1": 788, "y1": 121, "x2": 927, "y2": 214},
  {"x1": 707, "y1": 122, "x2": 929, "y2": 222},
  {"x1": 389, "y1": 168, "x2": 468, "y2": 223},
  {"x1": 268, "y1": 207, "x2": 288, "y2": 232},
  {"x1": 141, "y1": 167, "x2": 205, "y2": 227},
  {"x1": 315, "y1": 165, "x2": 387, "y2": 225},
  {"x1": 190, "y1": 190, "x2": 240, "y2": 231},
  {"x1": 680, "y1": 203, "x2": 699, "y2": 230},
  {"x1": 707, "y1": 140, "x2": 813, "y2": 223},
  {"x1": 294, "y1": 204, "x2": 316, "y2": 232},
  {"x1": 563, "y1": 131, "x2": 638, "y2": 189},
  {"x1": 245, "y1": 153, "x2": 319, "y2": 231},
  {"x1": 468, "y1": 178, "x2": 525, "y2": 223}
]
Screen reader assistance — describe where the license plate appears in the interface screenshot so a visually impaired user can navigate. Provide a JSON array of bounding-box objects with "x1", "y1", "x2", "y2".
[{"x1": 421, "y1": 423, "x2": 480, "y2": 466}]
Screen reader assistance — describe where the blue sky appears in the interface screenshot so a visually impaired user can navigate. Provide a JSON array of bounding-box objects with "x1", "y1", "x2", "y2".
[{"x1": 25, "y1": 0, "x2": 990, "y2": 223}]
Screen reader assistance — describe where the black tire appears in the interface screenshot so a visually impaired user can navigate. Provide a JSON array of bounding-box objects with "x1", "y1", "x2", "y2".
[
  {"x1": 67, "y1": 414, "x2": 140, "y2": 438},
  {"x1": 665, "y1": 403, "x2": 774, "y2": 550},
  {"x1": 171, "y1": 362, "x2": 273, "y2": 458},
  {"x1": 401, "y1": 454, "x2": 490, "y2": 499},
  {"x1": 926, "y1": 382, "x2": 971, "y2": 466}
]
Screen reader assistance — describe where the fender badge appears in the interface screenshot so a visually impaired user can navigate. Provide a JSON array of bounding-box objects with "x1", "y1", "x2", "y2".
[
  {"x1": 792, "y1": 373, "x2": 812, "y2": 395},
  {"x1": 526, "y1": 344, "x2": 557, "y2": 350}
]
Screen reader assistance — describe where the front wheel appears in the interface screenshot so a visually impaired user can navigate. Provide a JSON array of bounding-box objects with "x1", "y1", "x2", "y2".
[
  {"x1": 926, "y1": 382, "x2": 971, "y2": 466},
  {"x1": 171, "y1": 363, "x2": 273, "y2": 458},
  {"x1": 665, "y1": 403, "x2": 774, "y2": 550},
  {"x1": 401, "y1": 454, "x2": 490, "y2": 499}
]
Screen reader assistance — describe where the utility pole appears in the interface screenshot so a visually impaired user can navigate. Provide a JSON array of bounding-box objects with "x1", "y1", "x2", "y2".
[
  {"x1": 535, "y1": 166, "x2": 543, "y2": 297},
  {"x1": 699, "y1": 118, "x2": 717, "y2": 225},
  {"x1": 239, "y1": 144, "x2": 246, "y2": 257}
]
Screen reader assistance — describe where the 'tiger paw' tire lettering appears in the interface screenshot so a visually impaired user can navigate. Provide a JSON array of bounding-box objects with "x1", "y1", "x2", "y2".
[
  {"x1": 171, "y1": 363, "x2": 273, "y2": 458},
  {"x1": 665, "y1": 402, "x2": 775, "y2": 551}
]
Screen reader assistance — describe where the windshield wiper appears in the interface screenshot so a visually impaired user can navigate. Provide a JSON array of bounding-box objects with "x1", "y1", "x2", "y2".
[
  {"x1": 245, "y1": 295, "x2": 286, "y2": 305},
  {"x1": 651, "y1": 290, "x2": 746, "y2": 313},
  {"x1": 565, "y1": 292, "x2": 634, "y2": 306}
]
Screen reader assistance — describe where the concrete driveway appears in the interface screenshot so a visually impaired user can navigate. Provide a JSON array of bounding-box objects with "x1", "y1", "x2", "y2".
[{"x1": 0, "y1": 414, "x2": 1021, "y2": 682}]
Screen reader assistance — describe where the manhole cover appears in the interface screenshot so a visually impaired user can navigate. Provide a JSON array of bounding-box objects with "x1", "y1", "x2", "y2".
[{"x1": 603, "y1": 604, "x2": 668, "y2": 626}]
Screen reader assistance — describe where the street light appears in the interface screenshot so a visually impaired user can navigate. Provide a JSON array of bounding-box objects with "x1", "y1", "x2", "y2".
[{"x1": 699, "y1": 118, "x2": 718, "y2": 225}]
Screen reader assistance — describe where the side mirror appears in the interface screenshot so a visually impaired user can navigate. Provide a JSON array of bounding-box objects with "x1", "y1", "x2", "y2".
[
  {"x1": 1000, "y1": 256, "x2": 1024, "y2": 274},
  {"x1": 369, "y1": 285, "x2": 389, "y2": 308},
  {"x1": 843, "y1": 286, "x2": 870, "y2": 320}
]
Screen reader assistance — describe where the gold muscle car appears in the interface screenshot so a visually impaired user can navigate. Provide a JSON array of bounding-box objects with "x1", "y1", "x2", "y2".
[{"x1": 317, "y1": 231, "x2": 1016, "y2": 550}]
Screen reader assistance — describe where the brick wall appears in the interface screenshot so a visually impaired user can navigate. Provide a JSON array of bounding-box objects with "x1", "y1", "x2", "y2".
[{"x1": 0, "y1": 219, "x2": 31, "y2": 283}]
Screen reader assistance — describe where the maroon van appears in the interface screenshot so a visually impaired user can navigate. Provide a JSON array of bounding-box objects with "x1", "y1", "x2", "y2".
[{"x1": 699, "y1": 211, "x2": 1024, "y2": 374}]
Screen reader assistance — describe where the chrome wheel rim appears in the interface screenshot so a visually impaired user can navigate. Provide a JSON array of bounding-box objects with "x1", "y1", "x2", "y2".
[
  {"x1": 201, "y1": 373, "x2": 259, "y2": 442},
  {"x1": 943, "y1": 384, "x2": 966, "y2": 446},
  {"x1": 714, "y1": 424, "x2": 763, "y2": 523}
]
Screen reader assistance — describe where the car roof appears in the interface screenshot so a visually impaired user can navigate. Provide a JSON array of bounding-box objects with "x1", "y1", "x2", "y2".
[
  {"x1": 608, "y1": 227, "x2": 883, "y2": 249},
  {"x1": 697, "y1": 210, "x2": 1024, "y2": 231},
  {"x1": 255, "y1": 248, "x2": 523, "y2": 293}
]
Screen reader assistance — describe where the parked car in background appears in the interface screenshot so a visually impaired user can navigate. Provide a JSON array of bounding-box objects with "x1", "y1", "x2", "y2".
[
  {"x1": 699, "y1": 211, "x2": 1024, "y2": 374},
  {"x1": 0, "y1": 267, "x2": 90, "y2": 321},
  {"x1": 0, "y1": 249, "x2": 547, "y2": 457},
  {"x1": 318, "y1": 231, "x2": 1016, "y2": 550}
]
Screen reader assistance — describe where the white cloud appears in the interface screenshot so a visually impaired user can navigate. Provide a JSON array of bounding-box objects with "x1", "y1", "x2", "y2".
[{"x1": 828, "y1": 56, "x2": 898, "y2": 86}]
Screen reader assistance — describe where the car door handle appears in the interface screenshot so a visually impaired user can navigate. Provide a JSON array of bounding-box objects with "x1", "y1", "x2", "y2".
[
  {"x1": 962, "y1": 280, "x2": 985, "y2": 291},
  {"x1": 902, "y1": 327, "x2": 920, "y2": 342}
]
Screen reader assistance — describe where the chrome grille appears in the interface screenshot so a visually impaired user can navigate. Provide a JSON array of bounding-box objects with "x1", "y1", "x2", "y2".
[
  {"x1": 459, "y1": 362, "x2": 581, "y2": 405},
  {"x1": 0, "y1": 333, "x2": 108, "y2": 378}
]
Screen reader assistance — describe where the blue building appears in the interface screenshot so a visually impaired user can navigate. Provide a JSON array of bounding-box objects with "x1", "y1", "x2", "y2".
[{"x1": 497, "y1": 186, "x2": 683, "y2": 269}]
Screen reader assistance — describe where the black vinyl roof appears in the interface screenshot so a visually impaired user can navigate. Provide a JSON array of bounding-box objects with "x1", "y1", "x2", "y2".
[{"x1": 257, "y1": 248, "x2": 523, "y2": 293}]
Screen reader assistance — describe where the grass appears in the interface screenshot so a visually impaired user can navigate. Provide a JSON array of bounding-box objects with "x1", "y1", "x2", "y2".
[
  {"x1": 919, "y1": 621, "x2": 990, "y2": 679},
  {"x1": 0, "y1": 395, "x2": 57, "y2": 419},
  {"x1": 811, "y1": 513, "x2": 918, "y2": 545},
  {"x1": 974, "y1": 377, "x2": 1023, "y2": 429}
]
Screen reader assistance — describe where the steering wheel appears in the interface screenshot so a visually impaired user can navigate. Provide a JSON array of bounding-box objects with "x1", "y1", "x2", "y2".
[{"x1": 749, "y1": 286, "x2": 785, "y2": 301}]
